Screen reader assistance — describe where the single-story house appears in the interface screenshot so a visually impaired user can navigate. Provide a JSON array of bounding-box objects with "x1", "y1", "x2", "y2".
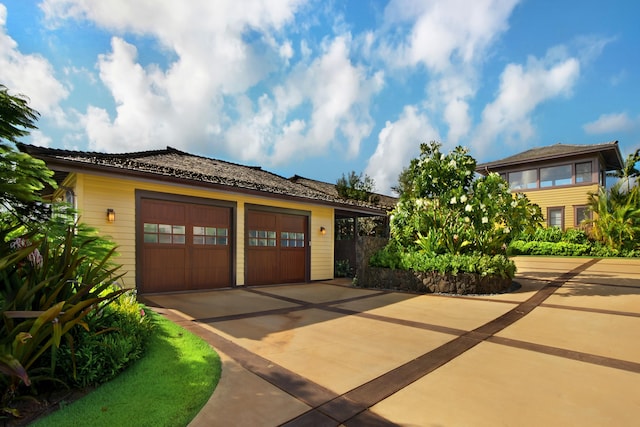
[
  {"x1": 19, "y1": 144, "x2": 392, "y2": 294},
  {"x1": 476, "y1": 141, "x2": 624, "y2": 230}
]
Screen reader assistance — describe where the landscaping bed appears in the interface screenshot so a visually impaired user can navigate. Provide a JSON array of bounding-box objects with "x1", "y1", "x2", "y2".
[{"x1": 359, "y1": 267, "x2": 512, "y2": 294}]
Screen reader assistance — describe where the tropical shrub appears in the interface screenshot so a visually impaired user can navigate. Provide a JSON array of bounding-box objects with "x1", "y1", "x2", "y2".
[
  {"x1": 47, "y1": 290, "x2": 153, "y2": 387},
  {"x1": 0, "y1": 226, "x2": 126, "y2": 405},
  {"x1": 585, "y1": 183, "x2": 640, "y2": 252},
  {"x1": 389, "y1": 142, "x2": 542, "y2": 255},
  {"x1": 372, "y1": 142, "x2": 542, "y2": 280}
]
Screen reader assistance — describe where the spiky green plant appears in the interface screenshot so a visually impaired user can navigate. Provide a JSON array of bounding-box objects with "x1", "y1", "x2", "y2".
[
  {"x1": 1, "y1": 225, "x2": 125, "y2": 408},
  {"x1": 586, "y1": 182, "x2": 640, "y2": 251}
]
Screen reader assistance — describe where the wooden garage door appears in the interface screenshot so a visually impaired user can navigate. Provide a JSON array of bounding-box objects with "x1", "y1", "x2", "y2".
[
  {"x1": 246, "y1": 210, "x2": 307, "y2": 285},
  {"x1": 140, "y1": 199, "x2": 232, "y2": 293}
]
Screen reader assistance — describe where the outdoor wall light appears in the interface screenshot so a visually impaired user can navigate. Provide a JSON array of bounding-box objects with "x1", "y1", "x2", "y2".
[
  {"x1": 320, "y1": 226, "x2": 326, "y2": 235},
  {"x1": 106, "y1": 209, "x2": 116, "y2": 223}
]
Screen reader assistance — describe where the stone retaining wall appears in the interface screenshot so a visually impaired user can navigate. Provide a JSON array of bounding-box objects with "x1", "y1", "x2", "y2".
[{"x1": 359, "y1": 267, "x2": 512, "y2": 295}]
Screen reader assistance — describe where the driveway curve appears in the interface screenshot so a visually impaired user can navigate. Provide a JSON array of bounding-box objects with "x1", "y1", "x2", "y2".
[{"x1": 141, "y1": 257, "x2": 640, "y2": 426}]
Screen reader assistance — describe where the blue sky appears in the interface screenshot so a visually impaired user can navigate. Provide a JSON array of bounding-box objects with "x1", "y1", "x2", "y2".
[{"x1": 1, "y1": 0, "x2": 638, "y2": 194}]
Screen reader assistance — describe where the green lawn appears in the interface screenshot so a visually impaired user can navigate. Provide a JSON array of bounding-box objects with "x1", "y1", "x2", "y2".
[{"x1": 32, "y1": 311, "x2": 221, "y2": 427}]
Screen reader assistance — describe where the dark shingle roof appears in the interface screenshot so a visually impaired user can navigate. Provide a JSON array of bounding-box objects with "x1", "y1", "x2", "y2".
[
  {"x1": 18, "y1": 144, "x2": 387, "y2": 214},
  {"x1": 476, "y1": 141, "x2": 623, "y2": 173}
]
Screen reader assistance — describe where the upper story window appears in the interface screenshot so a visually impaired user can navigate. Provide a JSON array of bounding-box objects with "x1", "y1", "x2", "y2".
[
  {"x1": 508, "y1": 169, "x2": 537, "y2": 189},
  {"x1": 505, "y1": 160, "x2": 596, "y2": 191},
  {"x1": 540, "y1": 164, "x2": 572, "y2": 187},
  {"x1": 575, "y1": 162, "x2": 593, "y2": 183}
]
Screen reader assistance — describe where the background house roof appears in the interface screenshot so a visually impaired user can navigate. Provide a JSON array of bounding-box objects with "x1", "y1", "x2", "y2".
[
  {"x1": 19, "y1": 144, "x2": 389, "y2": 214},
  {"x1": 476, "y1": 141, "x2": 624, "y2": 172},
  {"x1": 289, "y1": 175, "x2": 397, "y2": 211}
]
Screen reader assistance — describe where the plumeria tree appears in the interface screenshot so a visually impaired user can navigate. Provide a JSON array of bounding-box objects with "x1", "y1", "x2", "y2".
[{"x1": 390, "y1": 142, "x2": 542, "y2": 255}]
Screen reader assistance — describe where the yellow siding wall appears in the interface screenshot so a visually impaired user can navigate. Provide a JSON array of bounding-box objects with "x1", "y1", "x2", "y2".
[
  {"x1": 520, "y1": 184, "x2": 599, "y2": 229},
  {"x1": 71, "y1": 172, "x2": 335, "y2": 288}
]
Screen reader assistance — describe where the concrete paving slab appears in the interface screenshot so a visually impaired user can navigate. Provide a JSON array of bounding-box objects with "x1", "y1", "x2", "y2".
[
  {"x1": 335, "y1": 293, "x2": 518, "y2": 331},
  {"x1": 256, "y1": 283, "x2": 382, "y2": 304},
  {"x1": 188, "y1": 350, "x2": 310, "y2": 427},
  {"x1": 144, "y1": 289, "x2": 299, "y2": 319},
  {"x1": 370, "y1": 341, "x2": 640, "y2": 427},
  {"x1": 546, "y1": 282, "x2": 640, "y2": 314},
  {"x1": 206, "y1": 308, "x2": 455, "y2": 394},
  {"x1": 473, "y1": 277, "x2": 547, "y2": 302},
  {"x1": 496, "y1": 306, "x2": 640, "y2": 362},
  {"x1": 147, "y1": 257, "x2": 640, "y2": 426}
]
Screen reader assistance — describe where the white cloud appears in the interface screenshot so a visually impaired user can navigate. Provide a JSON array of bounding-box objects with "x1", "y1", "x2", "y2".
[
  {"x1": 383, "y1": 0, "x2": 518, "y2": 71},
  {"x1": 0, "y1": 4, "x2": 68, "y2": 121},
  {"x1": 365, "y1": 105, "x2": 439, "y2": 195},
  {"x1": 379, "y1": 0, "x2": 518, "y2": 144},
  {"x1": 29, "y1": 130, "x2": 53, "y2": 147},
  {"x1": 41, "y1": 0, "x2": 383, "y2": 165},
  {"x1": 39, "y1": 0, "x2": 307, "y2": 153},
  {"x1": 225, "y1": 35, "x2": 384, "y2": 165},
  {"x1": 472, "y1": 50, "x2": 580, "y2": 156},
  {"x1": 583, "y1": 112, "x2": 638, "y2": 134}
]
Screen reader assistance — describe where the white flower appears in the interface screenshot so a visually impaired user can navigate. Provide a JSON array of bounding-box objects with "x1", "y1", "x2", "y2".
[
  {"x1": 482, "y1": 216, "x2": 488, "y2": 224},
  {"x1": 440, "y1": 154, "x2": 446, "y2": 160},
  {"x1": 460, "y1": 195, "x2": 467, "y2": 203},
  {"x1": 464, "y1": 216, "x2": 471, "y2": 223},
  {"x1": 503, "y1": 227, "x2": 511, "y2": 234},
  {"x1": 450, "y1": 197, "x2": 457, "y2": 205},
  {"x1": 465, "y1": 204, "x2": 473, "y2": 212},
  {"x1": 465, "y1": 170, "x2": 471, "y2": 176},
  {"x1": 449, "y1": 159, "x2": 457, "y2": 168},
  {"x1": 511, "y1": 200, "x2": 518, "y2": 208}
]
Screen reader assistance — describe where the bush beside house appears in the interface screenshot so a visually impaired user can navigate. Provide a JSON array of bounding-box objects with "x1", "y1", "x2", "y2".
[
  {"x1": 1, "y1": 85, "x2": 151, "y2": 421},
  {"x1": 365, "y1": 142, "x2": 542, "y2": 294}
]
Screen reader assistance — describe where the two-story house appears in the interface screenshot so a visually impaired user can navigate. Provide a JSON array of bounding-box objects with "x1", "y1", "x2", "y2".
[{"x1": 476, "y1": 141, "x2": 623, "y2": 230}]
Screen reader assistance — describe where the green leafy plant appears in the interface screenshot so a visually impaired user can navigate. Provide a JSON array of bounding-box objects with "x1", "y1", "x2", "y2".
[
  {"x1": 585, "y1": 183, "x2": 640, "y2": 252},
  {"x1": 49, "y1": 290, "x2": 153, "y2": 387},
  {"x1": 334, "y1": 259, "x2": 352, "y2": 278},
  {"x1": 1, "y1": 225, "x2": 125, "y2": 407},
  {"x1": 371, "y1": 142, "x2": 542, "y2": 282},
  {"x1": 389, "y1": 142, "x2": 542, "y2": 255},
  {"x1": 335, "y1": 171, "x2": 380, "y2": 204}
]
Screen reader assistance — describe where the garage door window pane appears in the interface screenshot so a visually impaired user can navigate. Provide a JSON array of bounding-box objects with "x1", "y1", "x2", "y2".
[
  {"x1": 145, "y1": 222, "x2": 186, "y2": 244},
  {"x1": 144, "y1": 233, "x2": 158, "y2": 243},
  {"x1": 144, "y1": 223, "x2": 158, "y2": 233},
  {"x1": 193, "y1": 226, "x2": 229, "y2": 245},
  {"x1": 249, "y1": 230, "x2": 276, "y2": 246},
  {"x1": 282, "y1": 231, "x2": 305, "y2": 248}
]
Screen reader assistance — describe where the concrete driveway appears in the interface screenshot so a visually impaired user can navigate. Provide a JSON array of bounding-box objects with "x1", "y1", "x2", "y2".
[{"x1": 142, "y1": 257, "x2": 640, "y2": 426}]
